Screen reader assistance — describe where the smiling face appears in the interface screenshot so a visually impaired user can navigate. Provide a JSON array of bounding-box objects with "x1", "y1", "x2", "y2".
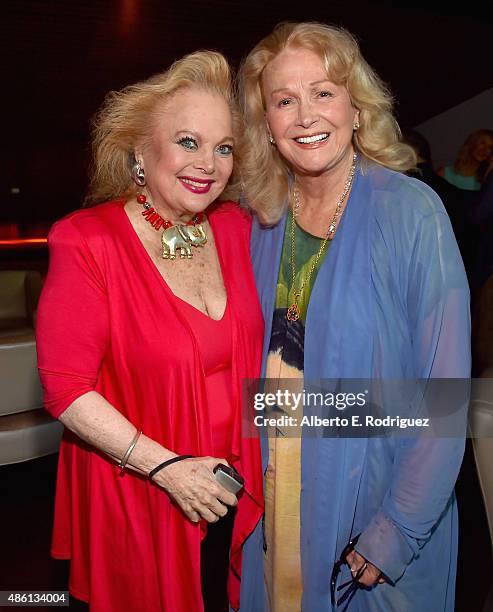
[
  {"x1": 262, "y1": 46, "x2": 358, "y2": 178},
  {"x1": 136, "y1": 87, "x2": 234, "y2": 221}
]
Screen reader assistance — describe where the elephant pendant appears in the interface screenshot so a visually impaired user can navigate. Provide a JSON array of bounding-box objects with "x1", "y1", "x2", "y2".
[{"x1": 161, "y1": 222, "x2": 207, "y2": 259}]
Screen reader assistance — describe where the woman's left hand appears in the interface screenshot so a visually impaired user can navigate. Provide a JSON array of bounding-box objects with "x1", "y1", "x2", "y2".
[{"x1": 345, "y1": 549, "x2": 386, "y2": 587}]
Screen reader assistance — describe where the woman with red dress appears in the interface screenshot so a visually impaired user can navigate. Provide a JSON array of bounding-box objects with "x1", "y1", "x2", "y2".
[{"x1": 35, "y1": 51, "x2": 264, "y2": 612}]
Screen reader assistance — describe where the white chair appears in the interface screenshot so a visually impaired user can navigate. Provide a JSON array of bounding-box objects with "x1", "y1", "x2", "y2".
[
  {"x1": 0, "y1": 271, "x2": 62, "y2": 465},
  {"x1": 0, "y1": 270, "x2": 43, "y2": 337},
  {"x1": 470, "y1": 368, "x2": 493, "y2": 612}
]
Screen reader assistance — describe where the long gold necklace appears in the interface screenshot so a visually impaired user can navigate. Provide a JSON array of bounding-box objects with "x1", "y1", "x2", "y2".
[{"x1": 286, "y1": 153, "x2": 357, "y2": 323}]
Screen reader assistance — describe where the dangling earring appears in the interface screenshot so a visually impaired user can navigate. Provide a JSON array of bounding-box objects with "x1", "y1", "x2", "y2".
[
  {"x1": 353, "y1": 122, "x2": 360, "y2": 131},
  {"x1": 132, "y1": 160, "x2": 146, "y2": 186},
  {"x1": 269, "y1": 135, "x2": 276, "y2": 146}
]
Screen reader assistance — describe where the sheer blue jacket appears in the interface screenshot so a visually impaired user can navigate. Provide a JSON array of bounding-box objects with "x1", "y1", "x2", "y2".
[{"x1": 237, "y1": 161, "x2": 471, "y2": 612}]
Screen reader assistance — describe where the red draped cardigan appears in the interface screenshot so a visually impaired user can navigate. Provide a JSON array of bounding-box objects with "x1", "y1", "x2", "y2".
[{"x1": 36, "y1": 200, "x2": 264, "y2": 612}]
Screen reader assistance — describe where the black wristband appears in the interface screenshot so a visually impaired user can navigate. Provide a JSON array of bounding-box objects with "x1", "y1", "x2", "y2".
[{"x1": 149, "y1": 454, "x2": 195, "y2": 481}]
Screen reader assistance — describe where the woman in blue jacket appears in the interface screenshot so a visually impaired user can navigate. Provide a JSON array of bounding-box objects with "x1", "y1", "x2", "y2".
[{"x1": 236, "y1": 21, "x2": 470, "y2": 612}]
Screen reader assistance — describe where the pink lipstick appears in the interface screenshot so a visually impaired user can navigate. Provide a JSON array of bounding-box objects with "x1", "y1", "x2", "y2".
[{"x1": 179, "y1": 176, "x2": 214, "y2": 194}]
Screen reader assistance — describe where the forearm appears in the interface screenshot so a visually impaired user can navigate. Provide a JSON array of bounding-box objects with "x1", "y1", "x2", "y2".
[
  {"x1": 59, "y1": 390, "x2": 176, "y2": 475},
  {"x1": 59, "y1": 391, "x2": 237, "y2": 523},
  {"x1": 355, "y1": 436, "x2": 465, "y2": 582}
]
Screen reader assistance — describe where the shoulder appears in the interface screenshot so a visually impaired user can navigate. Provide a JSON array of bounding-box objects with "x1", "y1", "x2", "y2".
[
  {"x1": 48, "y1": 200, "x2": 124, "y2": 248},
  {"x1": 362, "y1": 165, "x2": 467, "y2": 291},
  {"x1": 207, "y1": 200, "x2": 252, "y2": 232},
  {"x1": 45, "y1": 201, "x2": 125, "y2": 284},
  {"x1": 362, "y1": 162, "x2": 447, "y2": 222},
  {"x1": 361, "y1": 164, "x2": 458, "y2": 266}
]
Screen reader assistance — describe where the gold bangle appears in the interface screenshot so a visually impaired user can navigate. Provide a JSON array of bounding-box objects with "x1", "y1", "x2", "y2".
[{"x1": 118, "y1": 429, "x2": 142, "y2": 473}]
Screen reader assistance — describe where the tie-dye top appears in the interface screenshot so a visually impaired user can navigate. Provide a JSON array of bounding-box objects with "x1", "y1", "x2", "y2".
[{"x1": 263, "y1": 210, "x2": 331, "y2": 612}]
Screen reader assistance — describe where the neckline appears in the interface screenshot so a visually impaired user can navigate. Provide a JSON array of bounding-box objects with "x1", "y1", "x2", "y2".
[
  {"x1": 173, "y1": 290, "x2": 230, "y2": 323},
  {"x1": 119, "y1": 200, "x2": 229, "y2": 321},
  {"x1": 290, "y1": 210, "x2": 324, "y2": 241}
]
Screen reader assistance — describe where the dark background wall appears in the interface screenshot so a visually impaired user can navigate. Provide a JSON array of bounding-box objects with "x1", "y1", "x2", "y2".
[{"x1": 2, "y1": 0, "x2": 491, "y2": 226}]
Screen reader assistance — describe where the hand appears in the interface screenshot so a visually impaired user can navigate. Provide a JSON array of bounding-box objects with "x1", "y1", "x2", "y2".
[
  {"x1": 153, "y1": 456, "x2": 238, "y2": 523},
  {"x1": 345, "y1": 549, "x2": 386, "y2": 587}
]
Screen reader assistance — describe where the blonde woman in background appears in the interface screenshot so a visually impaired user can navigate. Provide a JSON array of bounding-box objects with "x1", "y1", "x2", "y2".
[{"x1": 438, "y1": 129, "x2": 493, "y2": 191}]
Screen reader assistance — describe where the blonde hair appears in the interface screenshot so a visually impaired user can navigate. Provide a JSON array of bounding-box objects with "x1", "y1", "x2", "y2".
[
  {"x1": 86, "y1": 50, "x2": 243, "y2": 205},
  {"x1": 454, "y1": 129, "x2": 493, "y2": 181},
  {"x1": 238, "y1": 22, "x2": 417, "y2": 222}
]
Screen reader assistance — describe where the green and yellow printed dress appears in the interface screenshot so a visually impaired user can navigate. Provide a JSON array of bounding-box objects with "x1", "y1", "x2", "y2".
[{"x1": 264, "y1": 210, "x2": 331, "y2": 612}]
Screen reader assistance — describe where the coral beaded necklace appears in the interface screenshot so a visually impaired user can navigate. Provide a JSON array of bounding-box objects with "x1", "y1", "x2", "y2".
[{"x1": 137, "y1": 194, "x2": 208, "y2": 260}]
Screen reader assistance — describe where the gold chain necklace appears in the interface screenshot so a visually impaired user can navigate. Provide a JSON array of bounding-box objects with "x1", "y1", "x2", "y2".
[{"x1": 286, "y1": 153, "x2": 357, "y2": 323}]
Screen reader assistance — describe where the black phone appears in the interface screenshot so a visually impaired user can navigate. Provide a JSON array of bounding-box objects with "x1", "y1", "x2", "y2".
[{"x1": 213, "y1": 463, "x2": 244, "y2": 494}]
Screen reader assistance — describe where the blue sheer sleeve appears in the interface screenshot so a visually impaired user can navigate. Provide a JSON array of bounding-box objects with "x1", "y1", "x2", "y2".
[{"x1": 355, "y1": 210, "x2": 471, "y2": 582}]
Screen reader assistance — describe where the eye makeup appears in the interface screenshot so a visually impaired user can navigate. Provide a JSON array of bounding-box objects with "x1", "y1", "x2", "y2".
[{"x1": 176, "y1": 135, "x2": 198, "y2": 151}]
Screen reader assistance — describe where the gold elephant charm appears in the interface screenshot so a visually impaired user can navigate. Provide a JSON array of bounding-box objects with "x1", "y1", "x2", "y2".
[{"x1": 161, "y1": 223, "x2": 207, "y2": 259}]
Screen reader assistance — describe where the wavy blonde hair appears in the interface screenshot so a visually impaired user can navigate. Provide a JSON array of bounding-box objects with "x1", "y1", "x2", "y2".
[
  {"x1": 238, "y1": 21, "x2": 417, "y2": 222},
  {"x1": 86, "y1": 50, "x2": 243, "y2": 205}
]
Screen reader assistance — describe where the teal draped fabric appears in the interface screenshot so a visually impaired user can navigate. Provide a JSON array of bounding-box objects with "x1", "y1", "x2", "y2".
[{"x1": 237, "y1": 161, "x2": 470, "y2": 612}]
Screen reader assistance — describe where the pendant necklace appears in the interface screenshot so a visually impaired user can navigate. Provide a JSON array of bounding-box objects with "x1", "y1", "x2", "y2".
[
  {"x1": 137, "y1": 194, "x2": 207, "y2": 260},
  {"x1": 286, "y1": 153, "x2": 357, "y2": 323}
]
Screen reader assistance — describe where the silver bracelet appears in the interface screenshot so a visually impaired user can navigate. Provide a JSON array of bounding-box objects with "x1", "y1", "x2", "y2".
[{"x1": 118, "y1": 429, "x2": 143, "y2": 473}]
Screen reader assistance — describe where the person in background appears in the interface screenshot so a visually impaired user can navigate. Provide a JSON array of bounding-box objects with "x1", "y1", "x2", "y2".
[
  {"x1": 470, "y1": 154, "x2": 493, "y2": 291},
  {"x1": 402, "y1": 128, "x2": 473, "y2": 281},
  {"x1": 438, "y1": 129, "x2": 493, "y2": 191},
  {"x1": 237, "y1": 21, "x2": 470, "y2": 612},
  {"x1": 35, "y1": 51, "x2": 264, "y2": 612}
]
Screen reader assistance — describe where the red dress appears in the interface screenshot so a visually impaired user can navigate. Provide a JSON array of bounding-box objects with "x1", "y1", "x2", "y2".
[
  {"x1": 177, "y1": 298, "x2": 234, "y2": 459},
  {"x1": 36, "y1": 200, "x2": 264, "y2": 612}
]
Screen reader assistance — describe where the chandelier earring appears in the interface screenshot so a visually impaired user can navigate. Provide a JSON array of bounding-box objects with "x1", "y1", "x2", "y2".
[{"x1": 132, "y1": 160, "x2": 146, "y2": 186}]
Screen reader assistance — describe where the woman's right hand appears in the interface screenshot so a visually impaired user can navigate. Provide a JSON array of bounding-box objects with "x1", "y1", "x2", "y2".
[{"x1": 152, "y1": 456, "x2": 238, "y2": 523}]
